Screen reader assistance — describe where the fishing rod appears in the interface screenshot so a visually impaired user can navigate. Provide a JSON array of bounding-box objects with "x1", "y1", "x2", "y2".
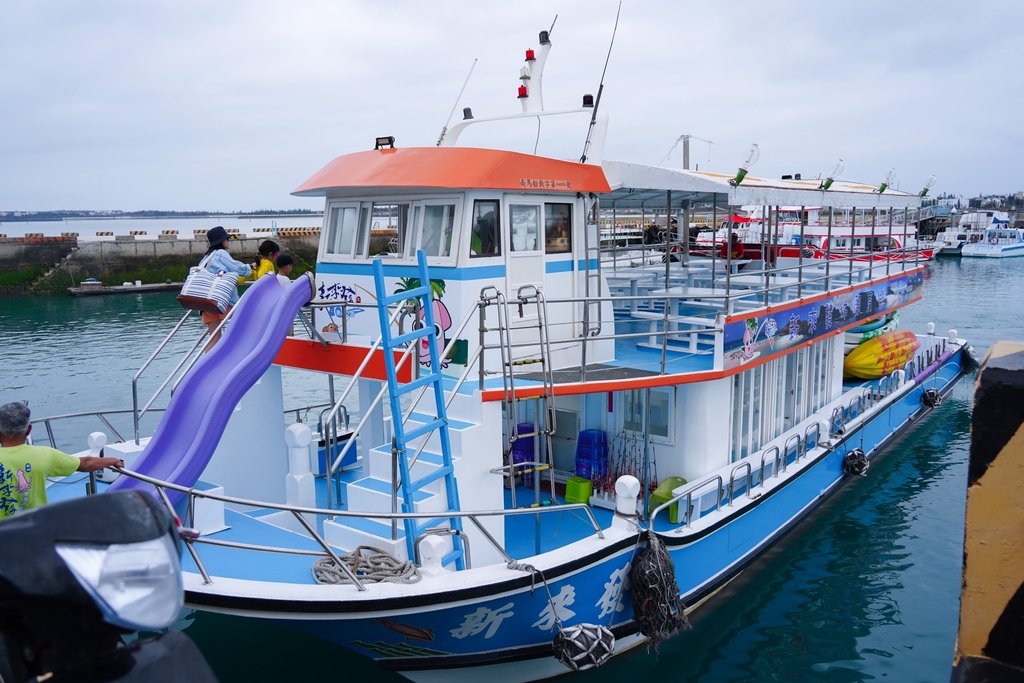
[
  {"x1": 580, "y1": 1, "x2": 621, "y2": 164},
  {"x1": 436, "y1": 58, "x2": 478, "y2": 146}
]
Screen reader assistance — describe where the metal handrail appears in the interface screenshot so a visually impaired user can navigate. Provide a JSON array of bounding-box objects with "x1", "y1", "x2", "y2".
[
  {"x1": 784, "y1": 434, "x2": 803, "y2": 465},
  {"x1": 804, "y1": 422, "x2": 821, "y2": 450},
  {"x1": 31, "y1": 408, "x2": 166, "y2": 450},
  {"x1": 728, "y1": 462, "x2": 752, "y2": 506},
  {"x1": 650, "y1": 474, "x2": 723, "y2": 528},
  {"x1": 99, "y1": 466, "x2": 604, "y2": 584},
  {"x1": 132, "y1": 310, "x2": 198, "y2": 443},
  {"x1": 759, "y1": 444, "x2": 782, "y2": 481}
]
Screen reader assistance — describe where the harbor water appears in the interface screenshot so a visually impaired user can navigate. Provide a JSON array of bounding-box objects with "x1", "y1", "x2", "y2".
[{"x1": 0, "y1": 256, "x2": 1018, "y2": 682}]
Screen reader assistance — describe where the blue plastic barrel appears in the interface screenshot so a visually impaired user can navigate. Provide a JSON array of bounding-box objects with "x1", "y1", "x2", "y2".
[
  {"x1": 575, "y1": 429, "x2": 608, "y2": 481},
  {"x1": 512, "y1": 423, "x2": 535, "y2": 486}
]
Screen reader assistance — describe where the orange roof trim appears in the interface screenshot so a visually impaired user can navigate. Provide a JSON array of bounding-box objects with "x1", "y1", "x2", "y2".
[{"x1": 292, "y1": 147, "x2": 611, "y2": 196}]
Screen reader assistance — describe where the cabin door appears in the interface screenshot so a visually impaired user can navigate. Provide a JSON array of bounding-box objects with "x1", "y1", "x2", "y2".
[{"x1": 506, "y1": 201, "x2": 546, "y2": 289}]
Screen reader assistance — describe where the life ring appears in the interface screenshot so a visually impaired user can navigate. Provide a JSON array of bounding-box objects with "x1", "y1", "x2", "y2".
[{"x1": 990, "y1": 236, "x2": 998, "y2": 245}]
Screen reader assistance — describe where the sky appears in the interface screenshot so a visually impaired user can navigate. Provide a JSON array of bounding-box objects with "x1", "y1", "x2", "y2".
[{"x1": 2, "y1": 0, "x2": 1021, "y2": 213}]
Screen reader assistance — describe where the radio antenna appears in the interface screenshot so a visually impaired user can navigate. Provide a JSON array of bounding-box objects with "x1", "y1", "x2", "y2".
[
  {"x1": 580, "y1": 1, "x2": 621, "y2": 163},
  {"x1": 436, "y1": 58, "x2": 478, "y2": 146}
]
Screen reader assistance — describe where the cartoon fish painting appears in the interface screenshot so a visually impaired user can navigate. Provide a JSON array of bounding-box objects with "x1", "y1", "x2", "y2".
[
  {"x1": 374, "y1": 618, "x2": 435, "y2": 642},
  {"x1": 322, "y1": 323, "x2": 339, "y2": 333}
]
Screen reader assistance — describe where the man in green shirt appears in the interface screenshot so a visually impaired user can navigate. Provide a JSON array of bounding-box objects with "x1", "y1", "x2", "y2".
[{"x1": 0, "y1": 402, "x2": 123, "y2": 521}]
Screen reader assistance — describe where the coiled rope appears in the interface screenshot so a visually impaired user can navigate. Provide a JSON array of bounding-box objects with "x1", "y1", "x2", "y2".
[{"x1": 312, "y1": 545, "x2": 421, "y2": 585}]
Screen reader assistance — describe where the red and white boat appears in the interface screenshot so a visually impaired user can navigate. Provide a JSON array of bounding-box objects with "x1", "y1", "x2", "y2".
[{"x1": 694, "y1": 206, "x2": 933, "y2": 262}]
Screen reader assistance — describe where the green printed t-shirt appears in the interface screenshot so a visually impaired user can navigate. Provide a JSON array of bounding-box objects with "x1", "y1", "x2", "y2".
[{"x1": 0, "y1": 444, "x2": 80, "y2": 520}]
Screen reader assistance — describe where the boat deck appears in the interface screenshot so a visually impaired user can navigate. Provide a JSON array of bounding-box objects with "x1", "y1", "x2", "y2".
[
  {"x1": 45, "y1": 470, "x2": 618, "y2": 584},
  {"x1": 455, "y1": 257, "x2": 923, "y2": 395}
]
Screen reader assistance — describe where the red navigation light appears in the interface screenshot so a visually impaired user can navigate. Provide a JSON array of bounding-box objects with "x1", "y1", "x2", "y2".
[
  {"x1": 525, "y1": 48, "x2": 536, "y2": 61},
  {"x1": 518, "y1": 85, "x2": 528, "y2": 98}
]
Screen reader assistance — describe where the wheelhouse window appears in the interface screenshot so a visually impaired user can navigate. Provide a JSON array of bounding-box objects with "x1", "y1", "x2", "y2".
[
  {"x1": 545, "y1": 203, "x2": 572, "y2": 254},
  {"x1": 418, "y1": 203, "x2": 456, "y2": 257},
  {"x1": 323, "y1": 198, "x2": 462, "y2": 263},
  {"x1": 509, "y1": 204, "x2": 542, "y2": 252},
  {"x1": 324, "y1": 204, "x2": 368, "y2": 257},
  {"x1": 369, "y1": 203, "x2": 410, "y2": 257},
  {"x1": 470, "y1": 199, "x2": 501, "y2": 257}
]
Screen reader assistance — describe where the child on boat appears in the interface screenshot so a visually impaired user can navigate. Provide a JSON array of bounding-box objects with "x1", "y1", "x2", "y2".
[{"x1": 276, "y1": 253, "x2": 293, "y2": 287}]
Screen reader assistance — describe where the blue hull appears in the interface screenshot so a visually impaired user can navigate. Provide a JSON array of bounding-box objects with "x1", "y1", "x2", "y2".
[{"x1": 183, "y1": 346, "x2": 967, "y2": 679}]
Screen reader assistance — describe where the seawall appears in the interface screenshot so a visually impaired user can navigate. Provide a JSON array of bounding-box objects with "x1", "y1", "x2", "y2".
[
  {"x1": 0, "y1": 228, "x2": 321, "y2": 294},
  {"x1": 951, "y1": 341, "x2": 1024, "y2": 681}
]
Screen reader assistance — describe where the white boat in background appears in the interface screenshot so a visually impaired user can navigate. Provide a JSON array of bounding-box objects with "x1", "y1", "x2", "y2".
[
  {"x1": 961, "y1": 224, "x2": 1024, "y2": 258},
  {"x1": 933, "y1": 209, "x2": 1010, "y2": 256},
  {"x1": 31, "y1": 21, "x2": 972, "y2": 682}
]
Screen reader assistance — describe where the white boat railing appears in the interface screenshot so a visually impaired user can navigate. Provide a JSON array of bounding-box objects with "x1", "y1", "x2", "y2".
[
  {"x1": 649, "y1": 415, "x2": 844, "y2": 530},
  {"x1": 92, "y1": 465, "x2": 606, "y2": 583}
]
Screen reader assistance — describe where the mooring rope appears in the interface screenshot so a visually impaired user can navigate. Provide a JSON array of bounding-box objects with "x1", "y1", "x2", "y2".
[{"x1": 312, "y1": 545, "x2": 421, "y2": 585}]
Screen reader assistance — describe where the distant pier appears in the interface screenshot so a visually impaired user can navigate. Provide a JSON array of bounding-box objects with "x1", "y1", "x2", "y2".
[{"x1": 0, "y1": 229, "x2": 320, "y2": 294}]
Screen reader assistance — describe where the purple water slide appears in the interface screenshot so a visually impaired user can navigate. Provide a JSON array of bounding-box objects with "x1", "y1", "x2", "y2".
[{"x1": 109, "y1": 273, "x2": 314, "y2": 498}]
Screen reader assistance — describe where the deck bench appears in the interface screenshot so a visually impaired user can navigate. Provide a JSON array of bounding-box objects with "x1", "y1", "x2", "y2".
[{"x1": 631, "y1": 310, "x2": 721, "y2": 354}]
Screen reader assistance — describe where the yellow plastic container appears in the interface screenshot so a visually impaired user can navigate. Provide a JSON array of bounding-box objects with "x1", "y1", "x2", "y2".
[
  {"x1": 649, "y1": 475, "x2": 687, "y2": 523},
  {"x1": 565, "y1": 476, "x2": 593, "y2": 504}
]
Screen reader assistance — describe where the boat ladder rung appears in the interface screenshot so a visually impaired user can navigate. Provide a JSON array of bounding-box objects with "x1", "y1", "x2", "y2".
[{"x1": 373, "y1": 250, "x2": 466, "y2": 571}]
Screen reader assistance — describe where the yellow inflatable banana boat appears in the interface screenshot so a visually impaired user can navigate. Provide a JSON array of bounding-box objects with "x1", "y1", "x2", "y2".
[{"x1": 843, "y1": 329, "x2": 920, "y2": 380}]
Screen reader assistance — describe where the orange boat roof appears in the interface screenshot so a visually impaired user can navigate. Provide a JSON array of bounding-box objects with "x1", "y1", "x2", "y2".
[{"x1": 291, "y1": 147, "x2": 611, "y2": 197}]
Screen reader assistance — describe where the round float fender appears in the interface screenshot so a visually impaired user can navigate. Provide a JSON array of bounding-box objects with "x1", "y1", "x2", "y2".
[{"x1": 842, "y1": 448, "x2": 869, "y2": 476}]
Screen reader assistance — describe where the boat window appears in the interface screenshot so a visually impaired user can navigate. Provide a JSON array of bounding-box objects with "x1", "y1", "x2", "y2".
[
  {"x1": 368, "y1": 203, "x2": 410, "y2": 257},
  {"x1": 509, "y1": 204, "x2": 542, "y2": 252},
  {"x1": 545, "y1": 203, "x2": 572, "y2": 254},
  {"x1": 324, "y1": 205, "x2": 362, "y2": 256},
  {"x1": 470, "y1": 200, "x2": 501, "y2": 257},
  {"x1": 621, "y1": 388, "x2": 672, "y2": 444},
  {"x1": 418, "y1": 203, "x2": 457, "y2": 257}
]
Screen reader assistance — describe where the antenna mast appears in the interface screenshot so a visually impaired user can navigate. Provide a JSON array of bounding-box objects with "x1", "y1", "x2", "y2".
[
  {"x1": 580, "y1": 1, "x2": 621, "y2": 164},
  {"x1": 436, "y1": 59, "x2": 478, "y2": 146}
]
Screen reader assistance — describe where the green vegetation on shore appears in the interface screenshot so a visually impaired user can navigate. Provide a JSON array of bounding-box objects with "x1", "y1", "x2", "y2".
[
  {"x1": 13, "y1": 256, "x2": 316, "y2": 296},
  {"x1": 1, "y1": 209, "x2": 320, "y2": 222}
]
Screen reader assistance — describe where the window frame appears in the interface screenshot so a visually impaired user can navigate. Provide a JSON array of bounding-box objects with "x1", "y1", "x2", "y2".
[
  {"x1": 545, "y1": 203, "x2": 572, "y2": 254},
  {"x1": 508, "y1": 203, "x2": 543, "y2": 253},
  {"x1": 470, "y1": 199, "x2": 502, "y2": 259},
  {"x1": 321, "y1": 196, "x2": 463, "y2": 265},
  {"x1": 415, "y1": 199, "x2": 461, "y2": 260}
]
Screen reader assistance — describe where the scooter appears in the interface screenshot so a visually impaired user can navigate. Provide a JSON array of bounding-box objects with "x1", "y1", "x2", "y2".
[{"x1": 0, "y1": 490, "x2": 218, "y2": 682}]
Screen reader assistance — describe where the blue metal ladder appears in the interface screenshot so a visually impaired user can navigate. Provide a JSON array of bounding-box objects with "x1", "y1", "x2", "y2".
[{"x1": 372, "y1": 250, "x2": 465, "y2": 570}]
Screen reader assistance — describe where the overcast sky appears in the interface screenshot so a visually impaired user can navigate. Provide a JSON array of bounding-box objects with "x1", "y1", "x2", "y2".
[{"x1": 2, "y1": 0, "x2": 1020, "y2": 212}]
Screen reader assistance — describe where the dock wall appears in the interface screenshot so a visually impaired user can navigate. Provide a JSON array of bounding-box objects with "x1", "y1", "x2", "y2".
[
  {"x1": 0, "y1": 231, "x2": 320, "y2": 293},
  {"x1": 951, "y1": 341, "x2": 1024, "y2": 682}
]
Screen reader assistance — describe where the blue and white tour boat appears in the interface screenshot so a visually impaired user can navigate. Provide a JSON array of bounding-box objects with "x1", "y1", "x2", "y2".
[{"x1": 33, "y1": 22, "x2": 972, "y2": 682}]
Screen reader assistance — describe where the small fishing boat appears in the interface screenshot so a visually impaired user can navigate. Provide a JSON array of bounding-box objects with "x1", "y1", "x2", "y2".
[
  {"x1": 960, "y1": 224, "x2": 1024, "y2": 258},
  {"x1": 932, "y1": 209, "x2": 1009, "y2": 256},
  {"x1": 35, "y1": 21, "x2": 972, "y2": 682}
]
